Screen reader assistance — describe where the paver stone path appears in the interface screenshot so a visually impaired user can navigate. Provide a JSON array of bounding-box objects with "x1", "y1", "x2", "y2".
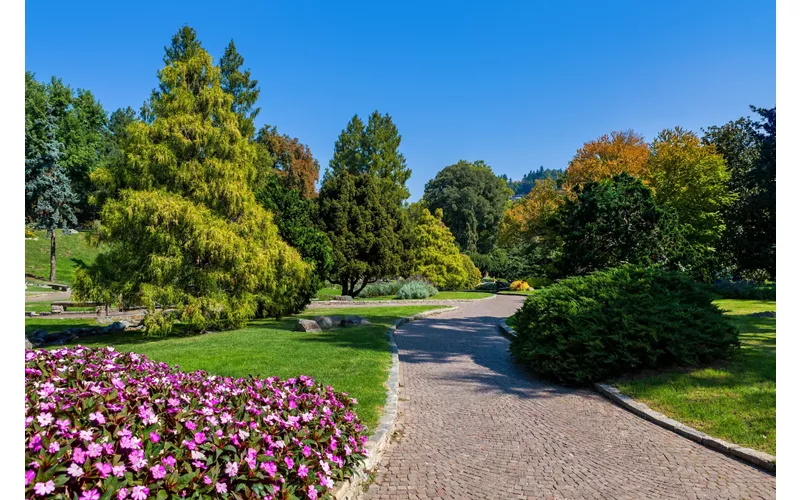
[{"x1": 364, "y1": 295, "x2": 775, "y2": 500}]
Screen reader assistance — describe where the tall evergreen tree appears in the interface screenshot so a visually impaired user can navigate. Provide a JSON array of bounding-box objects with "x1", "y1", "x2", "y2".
[
  {"x1": 74, "y1": 28, "x2": 311, "y2": 333},
  {"x1": 327, "y1": 111, "x2": 410, "y2": 204},
  {"x1": 220, "y1": 40, "x2": 260, "y2": 140},
  {"x1": 25, "y1": 105, "x2": 78, "y2": 282}
]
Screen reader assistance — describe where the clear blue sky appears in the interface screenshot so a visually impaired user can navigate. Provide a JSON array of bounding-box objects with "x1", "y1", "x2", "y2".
[{"x1": 25, "y1": 0, "x2": 775, "y2": 201}]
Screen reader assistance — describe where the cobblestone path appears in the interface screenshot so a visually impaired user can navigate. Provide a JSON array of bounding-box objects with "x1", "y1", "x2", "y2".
[{"x1": 363, "y1": 295, "x2": 775, "y2": 500}]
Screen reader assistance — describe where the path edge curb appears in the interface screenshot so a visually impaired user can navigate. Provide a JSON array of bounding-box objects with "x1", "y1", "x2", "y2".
[
  {"x1": 332, "y1": 306, "x2": 459, "y2": 499},
  {"x1": 594, "y1": 383, "x2": 776, "y2": 474},
  {"x1": 497, "y1": 320, "x2": 776, "y2": 474}
]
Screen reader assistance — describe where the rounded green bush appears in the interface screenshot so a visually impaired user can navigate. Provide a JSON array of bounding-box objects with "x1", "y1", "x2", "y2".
[
  {"x1": 510, "y1": 265, "x2": 739, "y2": 385},
  {"x1": 396, "y1": 281, "x2": 438, "y2": 299}
]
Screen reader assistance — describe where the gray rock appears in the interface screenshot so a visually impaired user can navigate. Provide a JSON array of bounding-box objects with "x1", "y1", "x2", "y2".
[
  {"x1": 333, "y1": 295, "x2": 354, "y2": 301},
  {"x1": 25, "y1": 311, "x2": 37, "y2": 317},
  {"x1": 296, "y1": 319, "x2": 322, "y2": 333},
  {"x1": 109, "y1": 321, "x2": 126, "y2": 332},
  {"x1": 314, "y1": 316, "x2": 335, "y2": 330},
  {"x1": 25, "y1": 339, "x2": 33, "y2": 350},
  {"x1": 27, "y1": 329, "x2": 48, "y2": 344},
  {"x1": 340, "y1": 315, "x2": 371, "y2": 327},
  {"x1": 50, "y1": 304, "x2": 65, "y2": 313}
]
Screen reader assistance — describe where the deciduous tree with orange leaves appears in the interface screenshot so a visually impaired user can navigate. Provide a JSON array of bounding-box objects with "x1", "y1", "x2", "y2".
[
  {"x1": 256, "y1": 125, "x2": 320, "y2": 199},
  {"x1": 564, "y1": 130, "x2": 649, "y2": 188}
]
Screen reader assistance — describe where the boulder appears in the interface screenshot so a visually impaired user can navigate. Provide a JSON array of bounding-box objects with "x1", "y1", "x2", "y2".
[
  {"x1": 314, "y1": 316, "x2": 335, "y2": 330},
  {"x1": 296, "y1": 319, "x2": 323, "y2": 333},
  {"x1": 333, "y1": 295, "x2": 354, "y2": 302},
  {"x1": 25, "y1": 339, "x2": 33, "y2": 350},
  {"x1": 340, "y1": 315, "x2": 371, "y2": 327},
  {"x1": 25, "y1": 311, "x2": 37, "y2": 317},
  {"x1": 50, "y1": 304, "x2": 65, "y2": 313},
  {"x1": 27, "y1": 329, "x2": 48, "y2": 345}
]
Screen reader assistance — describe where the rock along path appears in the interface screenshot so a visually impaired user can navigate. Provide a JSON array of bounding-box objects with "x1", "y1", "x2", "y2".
[{"x1": 363, "y1": 295, "x2": 775, "y2": 500}]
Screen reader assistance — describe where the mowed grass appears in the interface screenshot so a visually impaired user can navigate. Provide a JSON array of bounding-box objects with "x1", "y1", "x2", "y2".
[
  {"x1": 498, "y1": 290, "x2": 537, "y2": 296},
  {"x1": 29, "y1": 305, "x2": 442, "y2": 429},
  {"x1": 613, "y1": 299, "x2": 776, "y2": 455},
  {"x1": 25, "y1": 230, "x2": 101, "y2": 285}
]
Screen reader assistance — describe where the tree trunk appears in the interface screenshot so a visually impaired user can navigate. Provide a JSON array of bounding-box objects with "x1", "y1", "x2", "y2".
[{"x1": 49, "y1": 230, "x2": 56, "y2": 282}]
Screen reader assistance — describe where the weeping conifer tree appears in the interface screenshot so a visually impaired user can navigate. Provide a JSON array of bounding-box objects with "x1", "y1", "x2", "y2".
[{"x1": 74, "y1": 27, "x2": 312, "y2": 334}]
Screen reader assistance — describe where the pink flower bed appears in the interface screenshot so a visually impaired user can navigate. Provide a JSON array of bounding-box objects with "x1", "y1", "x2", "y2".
[{"x1": 25, "y1": 346, "x2": 368, "y2": 499}]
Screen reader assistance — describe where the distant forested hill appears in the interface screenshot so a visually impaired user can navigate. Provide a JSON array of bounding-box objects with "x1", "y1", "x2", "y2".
[{"x1": 500, "y1": 167, "x2": 564, "y2": 196}]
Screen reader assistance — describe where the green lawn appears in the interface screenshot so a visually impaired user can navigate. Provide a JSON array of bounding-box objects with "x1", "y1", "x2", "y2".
[
  {"x1": 25, "y1": 301, "x2": 96, "y2": 313},
  {"x1": 612, "y1": 299, "x2": 776, "y2": 455},
  {"x1": 29, "y1": 305, "x2": 441, "y2": 429},
  {"x1": 498, "y1": 290, "x2": 536, "y2": 296},
  {"x1": 26, "y1": 285, "x2": 55, "y2": 292},
  {"x1": 25, "y1": 230, "x2": 101, "y2": 285}
]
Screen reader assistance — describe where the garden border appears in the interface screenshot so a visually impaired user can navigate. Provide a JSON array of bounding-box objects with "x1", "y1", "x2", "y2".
[
  {"x1": 332, "y1": 306, "x2": 459, "y2": 499},
  {"x1": 496, "y1": 320, "x2": 776, "y2": 474},
  {"x1": 309, "y1": 295, "x2": 495, "y2": 308}
]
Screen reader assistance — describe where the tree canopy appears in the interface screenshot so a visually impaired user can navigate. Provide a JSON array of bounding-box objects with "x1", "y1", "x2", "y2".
[
  {"x1": 220, "y1": 40, "x2": 260, "y2": 140},
  {"x1": 74, "y1": 29, "x2": 311, "y2": 333},
  {"x1": 407, "y1": 208, "x2": 477, "y2": 290},
  {"x1": 256, "y1": 125, "x2": 320, "y2": 198},
  {"x1": 564, "y1": 130, "x2": 649, "y2": 188},
  {"x1": 318, "y1": 171, "x2": 404, "y2": 297},
  {"x1": 422, "y1": 160, "x2": 511, "y2": 253},
  {"x1": 327, "y1": 111, "x2": 410, "y2": 204}
]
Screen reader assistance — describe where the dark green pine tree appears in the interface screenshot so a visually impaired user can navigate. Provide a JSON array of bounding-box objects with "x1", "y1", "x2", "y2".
[
  {"x1": 327, "y1": 111, "x2": 411, "y2": 205},
  {"x1": 220, "y1": 40, "x2": 261, "y2": 140},
  {"x1": 25, "y1": 105, "x2": 78, "y2": 282}
]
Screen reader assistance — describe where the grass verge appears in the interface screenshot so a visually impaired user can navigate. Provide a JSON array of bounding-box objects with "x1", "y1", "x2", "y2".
[
  {"x1": 612, "y1": 299, "x2": 776, "y2": 455},
  {"x1": 28, "y1": 305, "x2": 442, "y2": 429},
  {"x1": 25, "y1": 230, "x2": 101, "y2": 286}
]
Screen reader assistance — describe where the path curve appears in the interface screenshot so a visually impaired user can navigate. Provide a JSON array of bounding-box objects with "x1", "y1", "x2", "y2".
[{"x1": 364, "y1": 295, "x2": 775, "y2": 500}]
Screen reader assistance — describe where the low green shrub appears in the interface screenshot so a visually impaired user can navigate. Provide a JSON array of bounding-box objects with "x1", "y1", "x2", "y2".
[
  {"x1": 510, "y1": 265, "x2": 739, "y2": 385},
  {"x1": 475, "y1": 281, "x2": 498, "y2": 292},
  {"x1": 713, "y1": 280, "x2": 776, "y2": 300},
  {"x1": 396, "y1": 281, "x2": 439, "y2": 299},
  {"x1": 523, "y1": 277, "x2": 552, "y2": 289},
  {"x1": 361, "y1": 280, "x2": 404, "y2": 298}
]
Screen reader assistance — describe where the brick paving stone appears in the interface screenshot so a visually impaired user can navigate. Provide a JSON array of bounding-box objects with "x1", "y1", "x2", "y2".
[{"x1": 362, "y1": 295, "x2": 775, "y2": 500}]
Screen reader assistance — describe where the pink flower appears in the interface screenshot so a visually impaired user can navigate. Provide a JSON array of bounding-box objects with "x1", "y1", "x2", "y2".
[
  {"x1": 131, "y1": 486, "x2": 149, "y2": 500},
  {"x1": 163, "y1": 455, "x2": 176, "y2": 468},
  {"x1": 25, "y1": 470, "x2": 35, "y2": 486},
  {"x1": 112, "y1": 464, "x2": 126, "y2": 477},
  {"x1": 87, "y1": 442, "x2": 103, "y2": 458},
  {"x1": 215, "y1": 482, "x2": 228, "y2": 494},
  {"x1": 202, "y1": 475, "x2": 213, "y2": 485},
  {"x1": 193, "y1": 431, "x2": 206, "y2": 444},
  {"x1": 150, "y1": 464, "x2": 166, "y2": 479},
  {"x1": 95, "y1": 462, "x2": 112, "y2": 478},
  {"x1": 225, "y1": 461, "x2": 239, "y2": 476},
  {"x1": 117, "y1": 488, "x2": 128, "y2": 500},
  {"x1": 149, "y1": 432, "x2": 160, "y2": 443},
  {"x1": 88, "y1": 412, "x2": 106, "y2": 424},
  {"x1": 48, "y1": 442, "x2": 60, "y2": 453},
  {"x1": 73, "y1": 447, "x2": 87, "y2": 464},
  {"x1": 302, "y1": 445, "x2": 311, "y2": 457},
  {"x1": 261, "y1": 461, "x2": 277, "y2": 476},
  {"x1": 33, "y1": 480, "x2": 55, "y2": 496},
  {"x1": 37, "y1": 412, "x2": 53, "y2": 427},
  {"x1": 285, "y1": 457, "x2": 294, "y2": 469},
  {"x1": 298, "y1": 464, "x2": 309, "y2": 478},
  {"x1": 308, "y1": 486, "x2": 318, "y2": 500},
  {"x1": 67, "y1": 463, "x2": 84, "y2": 477},
  {"x1": 185, "y1": 421, "x2": 197, "y2": 431},
  {"x1": 80, "y1": 489, "x2": 100, "y2": 500}
]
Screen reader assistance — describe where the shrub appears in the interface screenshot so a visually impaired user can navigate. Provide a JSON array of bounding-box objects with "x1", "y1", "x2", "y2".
[
  {"x1": 360, "y1": 281, "x2": 403, "y2": 298},
  {"x1": 458, "y1": 254, "x2": 482, "y2": 290},
  {"x1": 523, "y1": 277, "x2": 552, "y2": 289},
  {"x1": 396, "y1": 281, "x2": 438, "y2": 299},
  {"x1": 25, "y1": 347, "x2": 368, "y2": 499},
  {"x1": 475, "y1": 281, "x2": 498, "y2": 292},
  {"x1": 713, "y1": 280, "x2": 776, "y2": 300},
  {"x1": 510, "y1": 280, "x2": 531, "y2": 291},
  {"x1": 510, "y1": 265, "x2": 739, "y2": 385}
]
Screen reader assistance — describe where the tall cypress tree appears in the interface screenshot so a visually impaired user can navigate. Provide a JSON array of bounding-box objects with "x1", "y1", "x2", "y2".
[
  {"x1": 74, "y1": 27, "x2": 311, "y2": 333},
  {"x1": 25, "y1": 105, "x2": 78, "y2": 282},
  {"x1": 220, "y1": 40, "x2": 260, "y2": 140}
]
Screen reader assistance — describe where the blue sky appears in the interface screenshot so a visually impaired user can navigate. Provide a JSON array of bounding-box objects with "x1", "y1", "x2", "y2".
[{"x1": 25, "y1": 0, "x2": 775, "y2": 201}]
